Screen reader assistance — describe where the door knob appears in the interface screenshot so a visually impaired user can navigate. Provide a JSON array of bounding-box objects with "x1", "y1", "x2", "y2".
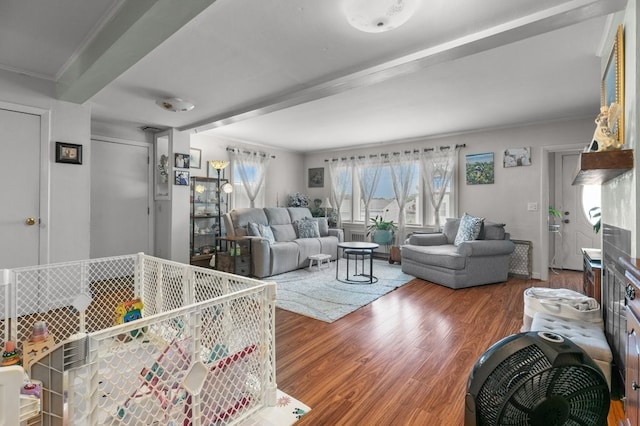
[
  {"x1": 25, "y1": 217, "x2": 37, "y2": 226},
  {"x1": 563, "y1": 219, "x2": 570, "y2": 224},
  {"x1": 633, "y1": 381, "x2": 640, "y2": 391}
]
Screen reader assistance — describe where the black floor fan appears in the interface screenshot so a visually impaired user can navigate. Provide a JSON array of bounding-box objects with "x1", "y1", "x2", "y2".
[{"x1": 465, "y1": 331, "x2": 610, "y2": 426}]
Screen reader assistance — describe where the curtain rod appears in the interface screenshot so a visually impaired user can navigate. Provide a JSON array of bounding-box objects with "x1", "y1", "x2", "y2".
[
  {"x1": 324, "y1": 143, "x2": 466, "y2": 162},
  {"x1": 227, "y1": 147, "x2": 276, "y2": 158}
]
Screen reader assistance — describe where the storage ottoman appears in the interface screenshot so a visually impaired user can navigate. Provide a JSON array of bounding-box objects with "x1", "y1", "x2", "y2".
[
  {"x1": 530, "y1": 312, "x2": 613, "y2": 389},
  {"x1": 521, "y1": 287, "x2": 601, "y2": 332}
]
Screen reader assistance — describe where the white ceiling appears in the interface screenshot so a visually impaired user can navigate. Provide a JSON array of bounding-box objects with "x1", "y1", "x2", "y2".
[{"x1": 0, "y1": 0, "x2": 626, "y2": 153}]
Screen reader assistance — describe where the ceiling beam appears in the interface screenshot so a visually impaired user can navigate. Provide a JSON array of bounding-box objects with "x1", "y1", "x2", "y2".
[
  {"x1": 56, "y1": 0, "x2": 217, "y2": 104},
  {"x1": 186, "y1": 0, "x2": 626, "y2": 134}
]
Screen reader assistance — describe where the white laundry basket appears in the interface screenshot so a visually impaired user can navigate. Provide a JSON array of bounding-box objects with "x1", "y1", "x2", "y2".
[{"x1": 521, "y1": 287, "x2": 602, "y2": 332}]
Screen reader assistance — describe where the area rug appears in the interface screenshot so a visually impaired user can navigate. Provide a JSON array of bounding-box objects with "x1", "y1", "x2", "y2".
[
  {"x1": 269, "y1": 259, "x2": 413, "y2": 323},
  {"x1": 240, "y1": 389, "x2": 310, "y2": 425}
]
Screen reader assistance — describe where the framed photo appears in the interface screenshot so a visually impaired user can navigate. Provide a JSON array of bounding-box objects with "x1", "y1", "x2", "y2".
[
  {"x1": 465, "y1": 153, "x2": 494, "y2": 185},
  {"x1": 190, "y1": 148, "x2": 202, "y2": 169},
  {"x1": 55, "y1": 142, "x2": 83, "y2": 165},
  {"x1": 175, "y1": 170, "x2": 189, "y2": 185},
  {"x1": 601, "y1": 24, "x2": 624, "y2": 144},
  {"x1": 174, "y1": 153, "x2": 190, "y2": 168},
  {"x1": 503, "y1": 147, "x2": 531, "y2": 167},
  {"x1": 308, "y1": 167, "x2": 324, "y2": 188}
]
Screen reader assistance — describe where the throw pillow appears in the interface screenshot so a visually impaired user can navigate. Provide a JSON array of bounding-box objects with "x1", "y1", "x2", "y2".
[
  {"x1": 258, "y1": 224, "x2": 276, "y2": 244},
  {"x1": 297, "y1": 219, "x2": 320, "y2": 238},
  {"x1": 454, "y1": 213, "x2": 484, "y2": 246},
  {"x1": 248, "y1": 222, "x2": 261, "y2": 237}
]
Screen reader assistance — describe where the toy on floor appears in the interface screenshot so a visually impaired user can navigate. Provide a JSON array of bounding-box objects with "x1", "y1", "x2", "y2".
[
  {"x1": 1, "y1": 340, "x2": 21, "y2": 366},
  {"x1": 115, "y1": 299, "x2": 145, "y2": 340},
  {"x1": 22, "y1": 321, "x2": 55, "y2": 370}
]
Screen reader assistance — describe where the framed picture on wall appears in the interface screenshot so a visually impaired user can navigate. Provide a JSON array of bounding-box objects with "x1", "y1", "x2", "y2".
[
  {"x1": 308, "y1": 167, "x2": 324, "y2": 188},
  {"x1": 503, "y1": 147, "x2": 531, "y2": 167},
  {"x1": 190, "y1": 148, "x2": 202, "y2": 169},
  {"x1": 175, "y1": 170, "x2": 189, "y2": 185},
  {"x1": 55, "y1": 142, "x2": 83, "y2": 165},
  {"x1": 601, "y1": 24, "x2": 624, "y2": 145},
  {"x1": 465, "y1": 153, "x2": 494, "y2": 184},
  {"x1": 174, "y1": 153, "x2": 190, "y2": 168}
]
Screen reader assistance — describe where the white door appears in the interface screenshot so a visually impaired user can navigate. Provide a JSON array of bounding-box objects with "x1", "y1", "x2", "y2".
[
  {"x1": 0, "y1": 108, "x2": 41, "y2": 268},
  {"x1": 556, "y1": 153, "x2": 601, "y2": 271},
  {"x1": 90, "y1": 139, "x2": 151, "y2": 258}
]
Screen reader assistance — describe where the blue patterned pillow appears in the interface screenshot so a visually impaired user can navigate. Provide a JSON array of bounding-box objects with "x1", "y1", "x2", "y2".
[
  {"x1": 258, "y1": 224, "x2": 276, "y2": 244},
  {"x1": 454, "y1": 213, "x2": 484, "y2": 246},
  {"x1": 297, "y1": 219, "x2": 320, "y2": 238},
  {"x1": 247, "y1": 222, "x2": 261, "y2": 237}
]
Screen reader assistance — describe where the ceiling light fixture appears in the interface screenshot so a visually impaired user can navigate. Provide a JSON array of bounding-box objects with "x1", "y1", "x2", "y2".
[
  {"x1": 342, "y1": 0, "x2": 421, "y2": 33},
  {"x1": 155, "y1": 97, "x2": 195, "y2": 112}
]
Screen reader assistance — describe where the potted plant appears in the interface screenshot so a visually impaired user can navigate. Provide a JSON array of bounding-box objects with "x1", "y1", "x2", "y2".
[
  {"x1": 366, "y1": 213, "x2": 398, "y2": 246},
  {"x1": 548, "y1": 206, "x2": 562, "y2": 233}
]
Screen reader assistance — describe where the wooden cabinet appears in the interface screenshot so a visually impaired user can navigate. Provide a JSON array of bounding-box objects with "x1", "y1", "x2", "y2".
[
  {"x1": 215, "y1": 236, "x2": 252, "y2": 277},
  {"x1": 583, "y1": 248, "x2": 602, "y2": 304},
  {"x1": 621, "y1": 257, "x2": 640, "y2": 425}
]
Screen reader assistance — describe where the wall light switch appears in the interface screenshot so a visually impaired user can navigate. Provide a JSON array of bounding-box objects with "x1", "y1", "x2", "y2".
[{"x1": 527, "y1": 202, "x2": 538, "y2": 211}]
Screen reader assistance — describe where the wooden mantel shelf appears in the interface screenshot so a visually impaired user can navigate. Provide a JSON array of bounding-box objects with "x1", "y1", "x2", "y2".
[{"x1": 572, "y1": 149, "x2": 633, "y2": 185}]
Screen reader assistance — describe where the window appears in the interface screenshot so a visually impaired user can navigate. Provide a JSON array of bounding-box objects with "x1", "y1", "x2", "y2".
[
  {"x1": 581, "y1": 185, "x2": 601, "y2": 226},
  {"x1": 232, "y1": 164, "x2": 265, "y2": 208},
  {"x1": 356, "y1": 163, "x2": 420, "y2": 225}
]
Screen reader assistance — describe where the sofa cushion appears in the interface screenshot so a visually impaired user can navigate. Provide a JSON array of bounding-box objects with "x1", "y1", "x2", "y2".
[
  {"x1": 454, "y1": 213, "x2": 484, "y2": 246},
  {"x1": 248, "y1": 222, "x2": 261, "y2": 237},
  {"x1": 478, "y1": 221, "x2": 506, "y2": 240},
  {"x1": 230, "y1": 208, "x2": 268, "y2": 236},
  {"x1": 443, "y1": 218, "x2": 460, "y2": 244},
  {"x1": 401, "y1": 244, "x2": 466, "y2": 270},
  {"x1": 287, "y1": 207, "x2": 314, "y2": 222},
  {"x1": 259, "y1": 224, "x2": 276, "y2": 244},
  {"x1": 264, "y1": 207, "x2": 292, "y2": 225},
  {"x1": 270, "y1": 224, "x2": 297, "y2": 242},
  {"x1": 297, "y1": 219, "x2": 320, "y2": 238}
]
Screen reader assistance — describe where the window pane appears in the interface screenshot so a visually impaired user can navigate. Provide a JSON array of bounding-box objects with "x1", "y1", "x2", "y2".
[
  {"x1": 232, "y1": 164, "x2": 265, "y2": 208},
  {"x1": 581, "y1": 185, "x2": 601, "y2": 225},
  {"x1": 358, "y1": 164, "x2": 420, "y2": 225}
]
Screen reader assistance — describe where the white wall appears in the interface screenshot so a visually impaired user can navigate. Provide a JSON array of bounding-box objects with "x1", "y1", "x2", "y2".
[
  {"x1": 304, "y1": 117, "x2": 595, "y2": 279},
  {"x1": 0, "y1": 69, "x2": 92, "y2": 263},
  {"x1": 601, "y1": 2, "x2": 638, "y2": 256}
]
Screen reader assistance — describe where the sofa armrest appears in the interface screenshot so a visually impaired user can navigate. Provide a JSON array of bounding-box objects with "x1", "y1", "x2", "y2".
[
  {"x1": 328, "y1": 228, "x2": 344, "y2": 242},
  {"x1": 248, "y1": 237, "x2": 271, "y2": 278},
  {"x1": 406, "y1": 233, "x2": 448, "y2": 246},
  {"x1": 456, "y1": 239, "x2": 515, "y2": 257}
]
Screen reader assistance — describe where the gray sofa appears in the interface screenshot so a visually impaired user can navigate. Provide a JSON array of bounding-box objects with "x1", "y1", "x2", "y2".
[
  {"x1": 401, "y1": 217, "x2": 515, "y2": 289},
  {"x1": 223, "y1": 207, "x2": 344, "y2": 278}
]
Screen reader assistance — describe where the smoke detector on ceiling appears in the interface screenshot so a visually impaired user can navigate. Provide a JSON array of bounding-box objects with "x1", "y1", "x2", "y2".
[{"x1": 155, "y1": 97, "x2": 195, "y2": 112}]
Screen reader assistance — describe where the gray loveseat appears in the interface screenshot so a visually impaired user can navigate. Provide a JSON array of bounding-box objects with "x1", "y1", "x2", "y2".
[
  {"x1": 223, "y1": 207, "x2": 344, "y2": 278},
  {"x1": 401, "y1": 217, "x2": 515, "y2": 289}
]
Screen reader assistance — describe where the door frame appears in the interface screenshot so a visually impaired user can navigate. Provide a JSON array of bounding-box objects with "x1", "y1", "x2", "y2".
[
  {"x1": 90, "y1": 135, "x2": 155, "y2": 255},
  {"x1": 0, "y1": 100, "x2": 51, "y2": 265},
  {"x1": 539, "y1": 142, "x2": 585, "y2": 281}
]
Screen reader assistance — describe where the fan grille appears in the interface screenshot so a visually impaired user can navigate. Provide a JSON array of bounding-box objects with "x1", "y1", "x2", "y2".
[{"x1": 476, "y1": 343, "x2": 608, "y2": 425}]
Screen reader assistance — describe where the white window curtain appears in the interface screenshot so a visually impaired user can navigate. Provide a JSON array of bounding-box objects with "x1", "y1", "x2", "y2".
[
  {"x1": 229, "y1": 148, "x2": 271, "y2": 208},
  {"x1": 420, "y1": 145, "x2": 460, "y2": 230},
  {"x1": 356, "y1": 155, "x2": 383, "y2": 232},
  {"x1": 327, "y1": 158, "x2": 352, "y2": 228},
  {"x1": 388, "y1": 151, "x2": 418, "y2": 243}
]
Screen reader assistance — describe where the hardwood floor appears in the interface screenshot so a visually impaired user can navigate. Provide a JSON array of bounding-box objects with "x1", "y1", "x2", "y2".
[{"x1": 275, "y1": 271, "x2": 625, "y2": 425}]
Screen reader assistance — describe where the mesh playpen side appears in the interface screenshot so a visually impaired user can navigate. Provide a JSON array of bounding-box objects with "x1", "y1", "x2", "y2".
[{"x1": 1, "y1": 253, "x2": 277, "y2": 425}]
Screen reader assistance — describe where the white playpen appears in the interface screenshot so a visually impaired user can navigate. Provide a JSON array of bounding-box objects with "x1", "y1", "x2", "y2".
[{"x1": 0, "y1": 253, "x2": 276, "y2": 425}]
